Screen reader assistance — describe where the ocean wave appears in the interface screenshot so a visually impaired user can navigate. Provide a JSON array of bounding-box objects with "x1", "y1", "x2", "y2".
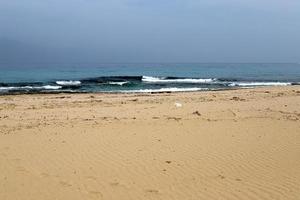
[
  {"x1": 0, "y1": 85, "x2": 62, "y2": 91},
  {"x1": 142, "y1": 76, "x2": 216, "y2": 83},
  {"x1": 0, "y1": 75, "x2": 297, "y2": 95},
  {"x1": 82, "y1": 76, "x2": 142, "y2": 83},
  {"x1": 42, "y1": 85, "x2": 62, "y2": 90},
  {"x1": 56, "y1": 81, "x2": 81, "y2": 86},
  {"x1": 228, "y1": 82, "x2": 292, "y2": 87},
  {"x1": 107, "y1": 81, "x2": 129, "y2": 86},
  {"x1": 122, "y1": 87, "x2": 208, "y2": 93}
]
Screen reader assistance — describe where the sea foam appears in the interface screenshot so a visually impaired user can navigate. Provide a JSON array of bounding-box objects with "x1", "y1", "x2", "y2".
[
  {"x1": 56, "y1": 81, "x2": 81, "y2": 86},
  {"x1": 0, "y1": 85, "x2": 62, "y2": 91},
  {"x1": 107, "y1": 81, "x2": 129, "y2": 86},
  {"x1": 229, "y1": 82, "x2": 292, "y2": 87},
  {"x1": 122, "y1": 87, "x2": 208, "y2": 93},
  {"x1": 142, "y1": 76, "x2": 215, "y2": 83}
]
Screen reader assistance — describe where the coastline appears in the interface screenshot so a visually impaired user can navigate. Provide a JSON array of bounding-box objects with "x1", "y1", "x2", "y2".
[
  {"x1": 1, "y1": 85, "x2": 300, "y2": 199},
  {"x1": 0, "y1": 84, "x2": 296, "y2": 96}
]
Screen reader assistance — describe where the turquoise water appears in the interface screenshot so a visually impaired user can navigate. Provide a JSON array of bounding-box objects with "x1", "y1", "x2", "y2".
[{"x1": 1, "y1": 63, "x2": 300, "y2": 94}]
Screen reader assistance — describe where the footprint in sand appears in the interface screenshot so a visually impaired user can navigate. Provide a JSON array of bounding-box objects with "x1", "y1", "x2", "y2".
[
  {"x1": 11, "y1": 158, "x2": 22, "y2": 162},
  {"x1": 86, "y1": 176, "x2": 97, "y2": 181},
  {"x1": 15, "y1": 166, "x2": 30, "y2": 175},
  {"x1": 40, "y1": 172, "x2": 50, "y2": 178},
  {"x1": 89, "y1": 190, "x2": 103, "y2": 197},
  {"x1": 110, "y1": 182, "x2": 120, "y2": 186},
  {"x1": 109, "y1": 180, "x2": 129, "y2": 190},
  {"x1": 217, "y1": 174, "x2": 225, "y2": 179},
  {"x1": 60, "y1": 180, "x2": 72, "y2": 187},
  {"x1": 145, "y1": 189, "x2": 160, "y2": 196}
]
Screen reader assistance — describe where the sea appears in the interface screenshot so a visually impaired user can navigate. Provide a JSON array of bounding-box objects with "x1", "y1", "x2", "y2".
[{"x1": 0, "y1": 63, "x2": 300, "y2": 94}]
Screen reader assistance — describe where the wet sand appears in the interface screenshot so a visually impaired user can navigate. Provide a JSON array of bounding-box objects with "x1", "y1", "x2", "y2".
[{"x1": 1, "y1": 86, "x2": 300, "y2": 200}]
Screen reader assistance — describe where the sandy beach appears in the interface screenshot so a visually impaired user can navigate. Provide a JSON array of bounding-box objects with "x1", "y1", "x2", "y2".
[{"x1": 0, "y1": 86, "x2": 300, "y2": 200}]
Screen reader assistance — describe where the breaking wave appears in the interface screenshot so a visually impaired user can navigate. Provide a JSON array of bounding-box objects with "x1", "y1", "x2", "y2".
[
  {"x1": 228, "y1": 82, "x2": 292, "y2": 87},
  {"x1": 0, "y1": 75, "x2": 297, "y2": 94},
  {"x1": 122, "y1": 87, "x2": 209, "y2": 93},
  {"x1": 107, "y1": 81, "x2": 129, "y2": 86},
  {"x1": 56, "y1": 81, "x2": 81, "y2": 86},
  {"x1": 0, "y1": 85, "x2": 62, "y2": 91},
  {"x1": 142, "y1": 76, "x2": 216, "y2": 83}
]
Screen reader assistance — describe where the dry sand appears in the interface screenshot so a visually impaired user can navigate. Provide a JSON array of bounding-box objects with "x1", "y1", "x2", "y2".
[{"x1": 0, "y1": 86, "x2": 300, "y2": 200}]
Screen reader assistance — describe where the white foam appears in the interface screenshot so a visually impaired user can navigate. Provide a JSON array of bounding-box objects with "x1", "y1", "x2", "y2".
[
  {"x1": 0, "y1": 87, "x2": 16, "y2": 91},
  {"x1": 0, "y1": 85, "x2": 62, "y2": 91},
  {"x1": 229, "y1": 82, "x2": 291, "y2": 87},
  {"x1": 142, "y1": 76, "x2": 215, "y2": 83},
  {"x1": 56, "y1": 81, "x2": 81, "y2": 86},
  {"x1": 122, "y1": 87, "x2": 208, "y2": 93},
  {"x1": 142, "y1": 76, "x2": 163, "y2": 82},
  {"x1": 108, "y1": 81, "x2": 128, "y2": 86},
  {"x1": 42, "y1": 85, "x2": 62, "y2": 90}
]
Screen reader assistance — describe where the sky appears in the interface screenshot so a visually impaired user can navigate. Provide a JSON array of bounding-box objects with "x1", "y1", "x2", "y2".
[{"x1": 0, "y1": 0, "x2": 300, "y2": 63}]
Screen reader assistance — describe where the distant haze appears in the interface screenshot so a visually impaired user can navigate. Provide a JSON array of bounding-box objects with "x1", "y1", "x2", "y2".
[{"x1": 1, "y1": 0, "x2": 300, "y2": 64}]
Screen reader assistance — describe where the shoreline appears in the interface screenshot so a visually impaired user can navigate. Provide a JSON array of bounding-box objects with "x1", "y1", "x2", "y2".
[
  {"x1": 0, "y1": 85, "x2": 298, "y2": 96},
  {"x1": 1, "y1": 85, "x2": 300, "y2": 199}
]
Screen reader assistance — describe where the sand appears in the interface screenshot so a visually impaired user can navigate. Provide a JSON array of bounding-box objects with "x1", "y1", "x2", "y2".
[{"x1": 1, "y1": 86, "x2": 300, "y2": 200}]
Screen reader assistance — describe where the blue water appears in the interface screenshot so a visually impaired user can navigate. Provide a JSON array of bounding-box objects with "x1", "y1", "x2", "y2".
[{"x1": 1, "y1": 63, "x2": 300, "y2": 94}]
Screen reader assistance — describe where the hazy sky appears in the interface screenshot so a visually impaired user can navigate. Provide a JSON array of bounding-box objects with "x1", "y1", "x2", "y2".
[{"x1": 0, "y1": 0, "x2": 300, "y2": 63}]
